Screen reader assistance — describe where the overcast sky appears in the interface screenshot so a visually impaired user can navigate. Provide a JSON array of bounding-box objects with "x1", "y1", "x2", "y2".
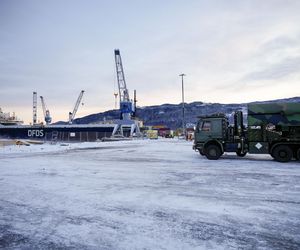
[{"x1": 1, "y1": 0, "x2": 300, "y2": 124}]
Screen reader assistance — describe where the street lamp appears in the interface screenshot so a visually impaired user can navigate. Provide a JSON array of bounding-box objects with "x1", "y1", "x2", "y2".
[{"x1": 179, "y1": 73, "x2": 186, "y2": 137}]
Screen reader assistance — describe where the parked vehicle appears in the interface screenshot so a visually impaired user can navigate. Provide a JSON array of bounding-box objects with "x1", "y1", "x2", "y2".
[{"x1": 193, "y1": 103, "x2": 300, "y2": 162}]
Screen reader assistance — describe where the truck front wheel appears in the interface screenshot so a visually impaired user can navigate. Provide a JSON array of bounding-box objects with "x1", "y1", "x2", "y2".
[
  {"x1": 205, "y1": 145, "x2": 222, "y2": 160},
  {"x1": 272, "y1": 145, "x2": 293, "y2": 162}
]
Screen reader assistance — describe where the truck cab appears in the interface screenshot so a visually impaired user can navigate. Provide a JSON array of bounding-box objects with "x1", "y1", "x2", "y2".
[
  {"x1": 193, "y1": 114, "x2": 228, "y2": 159},
  {"x1": 193, "y1": 111, "x2": 248, "y2": 160}
]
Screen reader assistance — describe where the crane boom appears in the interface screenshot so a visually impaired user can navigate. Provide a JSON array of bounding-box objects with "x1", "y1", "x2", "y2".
[
  {"x1": 40, "y1": 96, "x2": 47, "y2": 118},
  {"x1": 40, "y1": 96, "x2": 52, "y2": 124},
  {"x1": 69, "y1": 90, "x2": 84, "y2": 124},
  {"x1": 114, "y1": 49, "x2": 130, "y2": 102}
]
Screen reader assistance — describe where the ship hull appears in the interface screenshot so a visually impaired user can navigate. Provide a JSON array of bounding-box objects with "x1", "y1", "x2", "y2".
[{"x1": 0, "y1": 124, "x2": 115, "y2": 142}]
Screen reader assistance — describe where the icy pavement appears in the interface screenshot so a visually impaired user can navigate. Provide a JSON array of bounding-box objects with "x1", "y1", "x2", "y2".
[{"x1": 0, "y1": 139, "x2": 299, "y2": 249}]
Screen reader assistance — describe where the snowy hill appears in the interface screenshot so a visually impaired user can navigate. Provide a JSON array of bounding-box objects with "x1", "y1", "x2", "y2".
[{"x1": 58, "y1": 97, "x2": 300, "y2": 129}]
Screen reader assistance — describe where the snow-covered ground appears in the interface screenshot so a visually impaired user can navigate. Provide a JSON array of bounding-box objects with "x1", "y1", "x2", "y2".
[{"x1": 0, "y1": 139, "x2": 299, "y2": 249}]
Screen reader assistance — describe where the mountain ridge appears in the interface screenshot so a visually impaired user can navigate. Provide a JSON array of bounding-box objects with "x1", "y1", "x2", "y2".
[{"x1": 57, "y1": 97, "x2": 300, "y2": 129}]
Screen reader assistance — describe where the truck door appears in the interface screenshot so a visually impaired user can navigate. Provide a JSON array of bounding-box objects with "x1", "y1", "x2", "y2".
[{"x1": 200, "y1": 119, "x2": 223, "y2": 141}]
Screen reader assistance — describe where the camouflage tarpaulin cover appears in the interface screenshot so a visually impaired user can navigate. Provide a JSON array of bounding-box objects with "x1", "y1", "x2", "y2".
[{"x1": 248, "y1": 103, "x2": 300, "y2": 126}]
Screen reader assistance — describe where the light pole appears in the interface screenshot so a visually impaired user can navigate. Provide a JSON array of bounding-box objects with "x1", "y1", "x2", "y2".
[{"x1": 179, "y1": 73, "x2": 186, "y2": 137}]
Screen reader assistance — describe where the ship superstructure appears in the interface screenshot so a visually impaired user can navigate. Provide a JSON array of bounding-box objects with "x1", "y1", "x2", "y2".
[{"x1": 0, "y1": 108, "x2": 24, "y2": 126}]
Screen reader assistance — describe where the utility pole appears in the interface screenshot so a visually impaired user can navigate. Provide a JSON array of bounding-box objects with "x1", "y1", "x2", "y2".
[{"x1": 179, "y1": 74, "x2": 186, "y2": 137}]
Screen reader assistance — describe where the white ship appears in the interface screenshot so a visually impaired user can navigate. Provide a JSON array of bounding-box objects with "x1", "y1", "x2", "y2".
[{"x1": 0, "y1": 108, "x2": 24, "y2": 126}]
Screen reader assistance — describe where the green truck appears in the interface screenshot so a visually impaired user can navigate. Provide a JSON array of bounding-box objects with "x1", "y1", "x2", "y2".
[{"x1": 193, "y1": 103, "x2": 300, "y2": 162}]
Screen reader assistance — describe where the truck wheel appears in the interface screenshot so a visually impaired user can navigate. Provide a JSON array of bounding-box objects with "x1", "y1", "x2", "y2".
[
  {"x1": 236, "y1": 150, "x2": 247, "y2": 157},
  {"x1": 272, "y1": 145, "x2": 293, "y2": 162},
  {"x1": 297, "y1": 148, "x2": 300, "y2": 161},
  {"x1": 205, "y1": 145, "x2": 222, "y2": 160}
]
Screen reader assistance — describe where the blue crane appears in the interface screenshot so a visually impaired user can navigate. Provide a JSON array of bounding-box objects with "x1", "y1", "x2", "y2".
[{"x1": 114, "y1": 49, "x2": 134, "y2": 120}]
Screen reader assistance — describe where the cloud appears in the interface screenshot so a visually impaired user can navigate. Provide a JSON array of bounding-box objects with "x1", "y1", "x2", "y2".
[
  {"x1": 242, "y1": 56, "x2": 300, "y2": 81},
  {"x1": 261, "y1": 35, "x2": 300, "y2": 52},
  {"x1": 1, "y1": 0, "x2": 300, "y2": 123}
]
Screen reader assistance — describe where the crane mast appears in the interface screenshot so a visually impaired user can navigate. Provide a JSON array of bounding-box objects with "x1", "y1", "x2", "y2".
[
  {"x1": 114, "y1": 49, "x2": 133, "y2": 120},
  {"x1": 69, "y1": 90, "x2": 84, "y2": 124},
  {"x1": 33, "y1": 91, "x2": 37, "y2": 125},
  {"x1": 40, "y1": 96, "x2": 52, "y2": 124}
]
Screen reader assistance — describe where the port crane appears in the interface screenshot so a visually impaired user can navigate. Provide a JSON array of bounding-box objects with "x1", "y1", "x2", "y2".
[
  {"x1": 69, "y1": 90, "x2": 85, "y2": 124},
  {"x1": 114, "y1": 49, "x2": 134, "y2": 120},
  {"x1": 111, "y1": 49, "x2": 141, "y2": 138},
  {"x1": 40, "y1": 96, "x2": 52, "y2": 124}
]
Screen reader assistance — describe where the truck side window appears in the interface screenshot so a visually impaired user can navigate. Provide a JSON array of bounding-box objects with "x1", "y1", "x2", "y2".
[
  {"x1": 202, "y1": 121, "x2": 211, "y2": 131},
  {"x1": 196, "y1": 121, "x2": 203, "y2": 132}
]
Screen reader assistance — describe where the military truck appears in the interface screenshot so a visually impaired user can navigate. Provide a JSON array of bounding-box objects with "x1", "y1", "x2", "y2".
[{"x1": 193, "y1": 103, "x2": 300, "y2": 162}]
